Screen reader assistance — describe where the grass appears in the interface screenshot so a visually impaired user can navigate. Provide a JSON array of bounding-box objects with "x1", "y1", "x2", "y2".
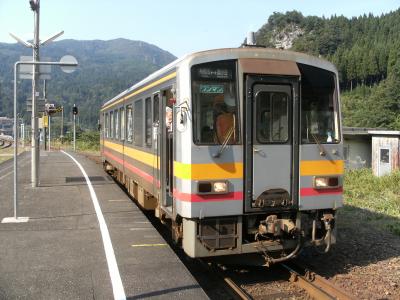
[{"x1": 343, "y1": 168, "x2": 400, "y2": 236}]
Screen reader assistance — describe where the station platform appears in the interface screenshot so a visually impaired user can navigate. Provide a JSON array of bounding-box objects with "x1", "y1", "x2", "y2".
[{"x1": 0, "y1": 151, "x2": 207, "y2": 299}]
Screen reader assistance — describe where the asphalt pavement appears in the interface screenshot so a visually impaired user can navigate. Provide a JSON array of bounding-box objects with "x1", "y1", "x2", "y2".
[{"x1": 0, "y1": 150, "x2": 207, "y2": 299}]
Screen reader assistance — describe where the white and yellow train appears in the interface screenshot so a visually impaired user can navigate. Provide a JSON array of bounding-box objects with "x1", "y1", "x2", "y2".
[{"x1": 100, "y1": 47, "x2": 343, "y2": 264}]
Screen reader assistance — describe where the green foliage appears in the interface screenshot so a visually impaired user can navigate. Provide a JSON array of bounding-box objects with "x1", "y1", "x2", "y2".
[
  {"x1": 76, "y1": 130, "x2": 100, "y2": 151},
  {"x1": 341, "y1": 69, "x2": 400, "y2": 130},
  {"x1": 344, "y1": 169, "x2": 400, "y2": 235}
]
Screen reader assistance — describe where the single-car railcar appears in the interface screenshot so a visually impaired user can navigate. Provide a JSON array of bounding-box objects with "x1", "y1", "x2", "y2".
[{"x1": 100, "y1": 47, "x2": 343, "y2": 264}]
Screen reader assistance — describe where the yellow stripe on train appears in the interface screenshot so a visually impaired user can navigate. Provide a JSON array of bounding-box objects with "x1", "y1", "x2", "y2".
[
  {"x1": 101, "y1": 72, "x2": 177, "y2": 111},
  {"x1": 104, "y1": 141, "x2": 343, "y2": 178},
  {"x1": 300, "y1": 160, "x2": 344, "y2": 176},
  {"x1": 174, "y1": 161, "x2": 243, "y2": 180},
  {"x1": 104, "y1": 140, "x2": 159, "y2": 169}
]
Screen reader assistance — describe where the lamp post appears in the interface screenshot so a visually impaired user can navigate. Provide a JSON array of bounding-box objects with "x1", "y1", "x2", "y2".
[
  {"x1": 10, "y1": 0, "x2": 64, "y2": 187},
  {"x1": 1, "y1": 58, "x2": 77, "y2": 224}
]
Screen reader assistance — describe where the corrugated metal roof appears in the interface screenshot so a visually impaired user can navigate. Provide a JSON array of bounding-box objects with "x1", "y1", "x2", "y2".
[{"x1": 343, "y1": 127, "x2": 400, "y2": 136}]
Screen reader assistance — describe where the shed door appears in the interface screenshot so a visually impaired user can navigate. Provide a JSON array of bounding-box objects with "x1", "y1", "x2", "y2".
[{"x1": 378, "y1": 147, "x2": 391, "y2": 176}]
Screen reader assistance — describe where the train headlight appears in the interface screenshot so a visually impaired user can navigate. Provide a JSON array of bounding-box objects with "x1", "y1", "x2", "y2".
[
  {"x1": 197, "y1": 181, "x2": 229, "y2": 194},
  {"x1": 213, "y1": 181, "x2": 228, "y2": 193},
  {"x1": 313, "y1": 176, "x2": 340, "y2": 189}
]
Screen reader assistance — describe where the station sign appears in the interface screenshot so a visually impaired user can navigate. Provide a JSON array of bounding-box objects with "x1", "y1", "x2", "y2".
[{"x1": 19, "y1": 56, "x2": 52, "y2": 80}]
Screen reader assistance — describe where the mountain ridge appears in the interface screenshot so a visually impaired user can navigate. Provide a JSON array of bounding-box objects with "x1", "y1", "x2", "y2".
[{"x1": 0, "y1": 38, "x2": 176, "y2": 128}]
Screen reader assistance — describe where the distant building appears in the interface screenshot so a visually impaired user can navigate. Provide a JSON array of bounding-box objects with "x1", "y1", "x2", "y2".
[
  {"x1": 0, "y1": 117, "x2": 13, "y2": 136},
  {"x1": 343, "y1": 127, "x2": 400, "y2": 176}
]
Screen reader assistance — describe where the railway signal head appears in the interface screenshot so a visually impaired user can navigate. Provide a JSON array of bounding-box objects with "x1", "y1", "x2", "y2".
[{"x1": 72, "y1": 106, "x2": 78, "y2": 115}]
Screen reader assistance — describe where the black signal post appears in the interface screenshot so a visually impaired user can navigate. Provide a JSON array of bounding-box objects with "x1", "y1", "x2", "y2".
[{"x1": 73, "y1": 104, "x2": 77, "y2": 151}]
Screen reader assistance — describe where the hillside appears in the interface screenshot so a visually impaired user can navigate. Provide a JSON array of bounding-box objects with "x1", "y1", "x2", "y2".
[
  {"x1": 255, "y1": 9, "x2": 400, "y2": 130},
  {"x1": 0, "y1": 38, "x2": 176, "y2": 128}
]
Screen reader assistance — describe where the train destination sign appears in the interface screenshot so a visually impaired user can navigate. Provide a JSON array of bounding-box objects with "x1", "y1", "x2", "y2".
[{"x1": 199, "y1": 84, "x2": 224, "y2": 94}]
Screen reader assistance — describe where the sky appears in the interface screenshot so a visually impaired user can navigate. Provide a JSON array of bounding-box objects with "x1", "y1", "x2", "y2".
[{"x1": 0, "y1": 0, "x2": 399, "y2": 57}]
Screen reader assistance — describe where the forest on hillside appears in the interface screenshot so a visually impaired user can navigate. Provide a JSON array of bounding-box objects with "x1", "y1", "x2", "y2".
[
  {"x1": 256, "y1": 9, "x2": 400, "y2": 130},
  {"x1": 0, "y1": 39, "x2": 176, "y2": 129}
]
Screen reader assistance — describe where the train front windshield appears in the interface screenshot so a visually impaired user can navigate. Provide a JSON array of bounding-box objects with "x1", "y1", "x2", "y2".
[
  {"x1": 191, "y1": 60, "x2": 240, "y2": 145},
  {"x1": 299, "y1": 63, "x2": 340, "y2": 144}
]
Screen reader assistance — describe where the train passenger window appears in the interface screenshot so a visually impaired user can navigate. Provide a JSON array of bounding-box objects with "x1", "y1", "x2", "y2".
[
  {"x1": 126, "y1": 105, "x2": 133, "y2": 143},
  {"x1": 255, "y1": 91, "x2": 289, "y2": 143},
  {"x1": 299, "y1": 64, "x2": 340, "y2": 144},
  {"x1": 134, "y1": 100, "x2": 143, "y2": 146},
  {"x1": 145, "y1": 97, "x2": 152, "y2": 147},
  {"x1": 153, "y1": 94, "x2": 159, "y2": 123},
  {"x1": 191, "y1": 60, "x2": 239, "y2": 145},
  {"x1": 105, "y1": 113, "x2": 109, "y2": 138},
  {"x1": 120, "y1": 107, "x2": 125, "y2": 141},
  {"x1": 110, "y1": 111, "x2": 114, "y2": 138},
  {"x1": 115, "y1": 109, "x2": 119, "y2": 140}
]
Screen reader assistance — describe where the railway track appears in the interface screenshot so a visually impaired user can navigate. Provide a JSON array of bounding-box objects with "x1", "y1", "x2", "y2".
[
  {"x1": 206, "y1": 260, "x2": 356, "y2": 300},
  {"x1": 0, "y1": 135, "x2": 13, "y2": 149},
  {"x1": 281, "y1": 262, "x2": 356, "y2": 300}
]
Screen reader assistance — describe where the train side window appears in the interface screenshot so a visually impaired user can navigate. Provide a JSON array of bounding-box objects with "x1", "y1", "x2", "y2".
[
  {"x1": 120, "y1": 107, "x2": 125, "y2": 141},
  {"x1": 126, "y1": 104, "x2": 133, "y2": 143},
  {"x1": 105, "y1": 112, "x2": 109, "y2": 138},
  {"x1": 110, "y1": 111, "x2": 114, "y2": 139},
  {"x1": 145, "y1": 97, "x2": 152, "y2": 147},
  {"x1": 115, "y1": 109, "x2": 119, "y2": 140},
  {"x1": 134, "y1": 99, "x2": 143, "y2": 146},
  {"x1": 153, "y1": 94, "x2": 159, "y2": 123}
]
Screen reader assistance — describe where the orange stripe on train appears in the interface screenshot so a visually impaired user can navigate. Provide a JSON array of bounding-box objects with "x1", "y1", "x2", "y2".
[{"x1": 300, "y1": 160, "x2": 344, "y2": 176}]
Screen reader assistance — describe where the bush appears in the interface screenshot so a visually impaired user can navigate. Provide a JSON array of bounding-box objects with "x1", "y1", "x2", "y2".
[
  {"x1": 76, "y1": 130, "x2": 100, "y2": 151},
  {"x1": 344, "y1": 169, "x2": 400, "y2": 235}
]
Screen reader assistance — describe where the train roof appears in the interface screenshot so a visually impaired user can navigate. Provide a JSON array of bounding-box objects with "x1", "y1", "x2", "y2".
[{"x1": 102, "y1": 47, "x2": 337, "y2": 108}]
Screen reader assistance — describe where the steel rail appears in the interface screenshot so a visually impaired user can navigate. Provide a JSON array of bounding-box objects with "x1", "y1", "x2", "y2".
[
  {"x1": 198, "y1": 260, "x2": 252, "y2": 300},
  {"x1": 281, "y1": 263, "x2": 356, "y2": 300},
  {"x1": 222, "y1": 276, "x2": 252, "y2": 300}
]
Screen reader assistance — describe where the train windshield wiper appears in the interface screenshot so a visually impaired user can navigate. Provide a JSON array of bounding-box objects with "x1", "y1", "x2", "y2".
[
  {"x1": 310, "y1": 132, "x2": 326, "y2": 156},
  {"x1": 213, "y1": 126, "x2": 234, "y2": 158}
]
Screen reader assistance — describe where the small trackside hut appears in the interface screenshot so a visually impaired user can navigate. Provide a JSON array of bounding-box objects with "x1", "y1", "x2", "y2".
[{"x1": 100, "y1": 47, "x2": 343, "y2": 265}]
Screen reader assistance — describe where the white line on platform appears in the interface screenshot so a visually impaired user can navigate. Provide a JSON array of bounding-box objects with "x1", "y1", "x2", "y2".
[{"x1": 61, "y1": 150, "x2": 126, "y2": 300}]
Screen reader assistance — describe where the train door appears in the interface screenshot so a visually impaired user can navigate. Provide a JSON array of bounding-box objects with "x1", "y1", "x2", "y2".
[
  {"x1": 153, "y1": 93, "x2": 160, "y2": 193},
  {"x1": 160, "y1": 89, "x2": 175, "y2": 211},
  {"x1": 244, "y1": 75, "x2": 299, "y2": 212}
]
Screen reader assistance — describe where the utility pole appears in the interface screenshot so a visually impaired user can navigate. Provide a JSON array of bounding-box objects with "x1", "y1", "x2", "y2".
[
  {"x1": 10, "y1": 0, "x2": 64, "y2": 187},
  {"x1": 43, "y1": 79, "x2": 47, "y2": 151},
  {"x1": 43, "y1": 79, "x2": 50, "y2": 151},
  {"x1": 73, "y1": 104, "x2": 76, "y2": 151},
  {"x1": 21, "y1": 123, "x2": 25, "y2": 148},
  {"x1": 31, "y1": 0, "x2": 40, "y2": 187},
  {"x1": 48, "y1": 115, "x2": 51, "y2": 151},
  {"x1": 60, "y1": 106, "x2": 64, "y2": 143}
]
